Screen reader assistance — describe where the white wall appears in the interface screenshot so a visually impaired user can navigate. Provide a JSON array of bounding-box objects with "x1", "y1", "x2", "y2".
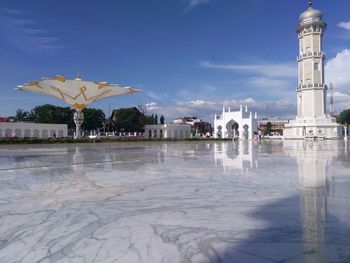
[
  {"x1": 0, "y1": 123, "x2": 68, "y2": 138},
  {"x1": 144, "y1": 124, "x2": 191, "y2": 139}
]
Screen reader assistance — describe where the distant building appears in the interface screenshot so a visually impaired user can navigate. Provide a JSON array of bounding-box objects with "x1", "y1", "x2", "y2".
[
  {"x1": 0, "y1": 117, "x2": 10, "y2": 123},
  {"x1": 258, "y1": 120, "x2": 289, "y2": 134},
  {"x1": 214, "y1": 105, "x2": 258, "y2": 140},
  {"x1": 144, "y1": 124, "x2": 191, "y2": 139},
  {"x1": 172, "y1": 117, "x2": 212, "y2": 135},
  {"x1": 0, "y1": 122, "x2": 68, "y2": 138}
]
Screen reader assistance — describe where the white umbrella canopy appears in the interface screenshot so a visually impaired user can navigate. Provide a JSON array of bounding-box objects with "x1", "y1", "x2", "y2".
[{"x1": 17, "y1": 75, "x2": 140, "y2": 110}]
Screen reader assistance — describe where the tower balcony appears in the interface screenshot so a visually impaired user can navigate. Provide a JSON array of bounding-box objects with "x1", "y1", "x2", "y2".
[
  {"x1": 297, "y1": 83, "x2": 326, "y2": 90},
  {"x1": 297, "y1": 52, "x2": 324, "y2": 61}
]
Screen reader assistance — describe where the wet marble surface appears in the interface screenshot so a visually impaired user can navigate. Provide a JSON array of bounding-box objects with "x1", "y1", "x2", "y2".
[{"x1": 0, "y1": 140, "x2": 349, "y2": 263}]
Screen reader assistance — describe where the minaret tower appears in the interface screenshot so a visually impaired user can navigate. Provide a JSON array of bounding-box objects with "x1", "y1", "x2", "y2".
[
  {"x1": 296, "y1": 0, "x2": 327, "y2": 119},
  {"x1": 283, "y1": 0, "x2": 342, "y2": 139}
]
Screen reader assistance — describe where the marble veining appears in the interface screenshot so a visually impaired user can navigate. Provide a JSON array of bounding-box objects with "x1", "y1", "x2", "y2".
[{"x1": 0, "y1": 141, "x2": 349, "y2": 263}]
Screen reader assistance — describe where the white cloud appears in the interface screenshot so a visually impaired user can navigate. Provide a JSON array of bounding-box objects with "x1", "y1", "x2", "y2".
[
  {"x1": 338, "y1": 21, "x2": 350, "y2": 31},
  {"x1": 326, "y1": 49, "x2": 350, "y2": 94},
  {"x1": 145, "y1": 91, "x2": 161, "y2": 100},
  {"x1": 189, "y1": 99, "x2": 215, "y2": 106},
  {"x1": 240, "y1": 98, "x2": 256, "y2": 104},
  {"x1": 145, "y1": 102, "x2": 159, "y2": 111},
  {"x1": 332, "y1": 92, "x2": 350, "y2": 113},
  {"x1": 0, "y1": 7, "x2": 23, "y2": 15},
  {"x1": 146, "y1": 97, "x2": 296, "y2": 122},
  {"x1": 186, "y1": 0, "x2": 212, "y2": 10},
  {"x1": 200, "y1": 61, "x2": 296, "y2": 78},
  {"x1": 0, "y1": 8, "x2": 65, "y2": 52},
  {"x1": 243, "y1": 77, "x2": 295, "y2": 99}
]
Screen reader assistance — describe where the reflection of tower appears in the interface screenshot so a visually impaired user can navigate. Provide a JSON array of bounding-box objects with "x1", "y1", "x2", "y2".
[
  {"x1": 298, "y1": 144, "x2": 328, "y2": 248},
  {"x1": 214, "y1": 141, "x2": 257, "y2": 174},
  {"x1": 284, "y1": 141, "x2": 339, "y2": 260}
]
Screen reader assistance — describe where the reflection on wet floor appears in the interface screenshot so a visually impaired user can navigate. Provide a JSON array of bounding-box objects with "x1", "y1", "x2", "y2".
[{"x1": 0, "y1": 141, "x2": 349, "y2": 263}]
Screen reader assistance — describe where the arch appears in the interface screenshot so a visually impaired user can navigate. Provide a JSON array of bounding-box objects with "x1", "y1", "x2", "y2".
[
  {"x1": 217, "y1": 125, "x2": 222, "y2": 138},
  {"x1": 0, "y1": 129, "x2": 2, "y2": 138},
  {"x1": 180, "y1": 130, "x2": 183, "y2": 139},
  {"x1": 153, "y1": 130, "x2": 157, "y2": 138},
  {"x1": 24, "y1": 129, "x2": 31, "y2": 137},
  {"x1": 50, "y1": 130, "x2": 56, "y2": 137},
  {"x1": 15, "y1": 129, "x2": 22, "y2": 138},
  {"x1": 5, "y1": 129, "x2": 12, "y2": 137},
  {"x1": 242, "y1": 124, "x2": 249, "y2": 140},
  {"x1": 58, "y1": 130, "x2": 64, "y2": 137},
  {"x1": 33, "y1": 129, "x2": 40, "y2": 138},
  {"x1": 226, "y1": 119, "x2": 239, "y2": 139},
  {"x1": 42, "y1": 130, "x2": 49, "y2": 138},
  {"x1": 148, "y1": 129, "x2": 152, "y2": 138},
  {"x1": 159, "y1": 129, "x2": 163, "y2": 138}
]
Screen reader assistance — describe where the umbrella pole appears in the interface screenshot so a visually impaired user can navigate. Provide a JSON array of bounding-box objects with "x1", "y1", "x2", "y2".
[{"x1": 73, "y1": 109, "x2": 84, "y2": 139}]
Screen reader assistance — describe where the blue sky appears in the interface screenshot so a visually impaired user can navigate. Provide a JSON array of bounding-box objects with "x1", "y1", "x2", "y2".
[{"x1": 0, "y1": 0, "x2": 349, "y2": 121}]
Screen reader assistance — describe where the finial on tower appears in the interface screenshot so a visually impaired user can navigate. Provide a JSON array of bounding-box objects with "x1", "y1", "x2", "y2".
[
  {"x1": 308, "y1": 0, "x2": 313, "y2": 7},
  {"x1": 75, "y1": 72, "x2": 82, "y2": 80}
]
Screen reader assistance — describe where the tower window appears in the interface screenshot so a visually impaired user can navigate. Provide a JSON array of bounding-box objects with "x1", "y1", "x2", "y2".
[
  {"x1": 305, "y1": 47, "x2": 311, "y2": 52},
  {"x1": 314, "y1": 63, "x2": 320, "y2": 70}
]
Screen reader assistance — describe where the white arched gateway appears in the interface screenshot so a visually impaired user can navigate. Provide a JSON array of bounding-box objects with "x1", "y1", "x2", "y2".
[{"x1": 214, "y1": 105, "x2": 258, "y2": 140}]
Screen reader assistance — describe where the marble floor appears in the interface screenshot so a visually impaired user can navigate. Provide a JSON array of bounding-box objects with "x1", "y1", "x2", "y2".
[{"x1": 0, "y1": 140, "x2": 349, "y2": 263}]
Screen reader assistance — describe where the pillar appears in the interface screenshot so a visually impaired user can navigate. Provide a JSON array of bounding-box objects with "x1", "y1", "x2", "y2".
[{"x1": 73, "y1": 109, "x2": 84, "y2": 139}]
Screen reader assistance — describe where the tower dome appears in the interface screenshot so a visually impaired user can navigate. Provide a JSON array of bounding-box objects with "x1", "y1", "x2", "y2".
[
  {"x1": 299, "y1": 7, "x2": 323, "y2": 22},
  {"x1": 297, "y1": 0, "x2": 326, "y2": 32}
]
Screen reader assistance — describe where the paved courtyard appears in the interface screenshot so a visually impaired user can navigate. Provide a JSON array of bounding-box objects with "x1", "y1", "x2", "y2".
[{"x1": 0, "y1": 141, "x2": 349, "y2": 263}]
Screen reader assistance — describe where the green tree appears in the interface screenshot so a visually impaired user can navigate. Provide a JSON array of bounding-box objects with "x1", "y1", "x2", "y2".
[
  {"x1": 146, "y1": 115, "x2": 155, "y2": 125},
  {"x1": 337, "y1": 109, "x2": 350, "y2": 125},
  {"x1": 113, "y1": 108, "x2": 146, "y2": 132},
  {"x1": 28, "y1": 104, "x2": 106, "y2": 130},
  {"x1": 14, "y1": 109, "x2": 29, "y2": 121},
  {"x1": 82, "y1": 108, "x2": 105, "y2": 131},
  {"x1": 31, "y1": 104, "x2": 75, "y2": 128},
  {"x1": 263, "y1": 121, "x2": 272, "y2": 136},
  {"x1": 160, "y1": 115, "x2": 165, "y2": 124}
]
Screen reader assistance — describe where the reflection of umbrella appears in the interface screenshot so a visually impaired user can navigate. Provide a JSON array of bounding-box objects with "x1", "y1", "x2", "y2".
[{"x1": 17, "y1": 75, "x2": 140, "y2": 138}]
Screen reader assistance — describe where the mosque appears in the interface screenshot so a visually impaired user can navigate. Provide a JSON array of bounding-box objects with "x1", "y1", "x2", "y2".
[
  {"x1": 284, "y1": 0, "x2": 342, "y2": 139},
  {"x1": 213, "y1": 105, "x2": 258, "y2": 140}
]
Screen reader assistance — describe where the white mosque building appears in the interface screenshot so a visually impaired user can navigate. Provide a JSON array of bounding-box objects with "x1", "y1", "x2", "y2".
[
  {"x1": 214, "y1": 105, "x2": 258, "y2": 140},
  {"x1": 284, "y1": 0, "x2": 342, "y2": 139}
]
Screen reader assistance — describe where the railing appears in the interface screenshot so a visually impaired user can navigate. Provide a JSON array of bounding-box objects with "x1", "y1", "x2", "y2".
[
  {"x1": 297, "y1": 52, "x2": 323, "y2": 60},
  {"x1": 296, "y1": 83, "x2": 325, "y2": 90},
  {"x1": 291, "y1": 117, "x2": 337, "y2": 124}
]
